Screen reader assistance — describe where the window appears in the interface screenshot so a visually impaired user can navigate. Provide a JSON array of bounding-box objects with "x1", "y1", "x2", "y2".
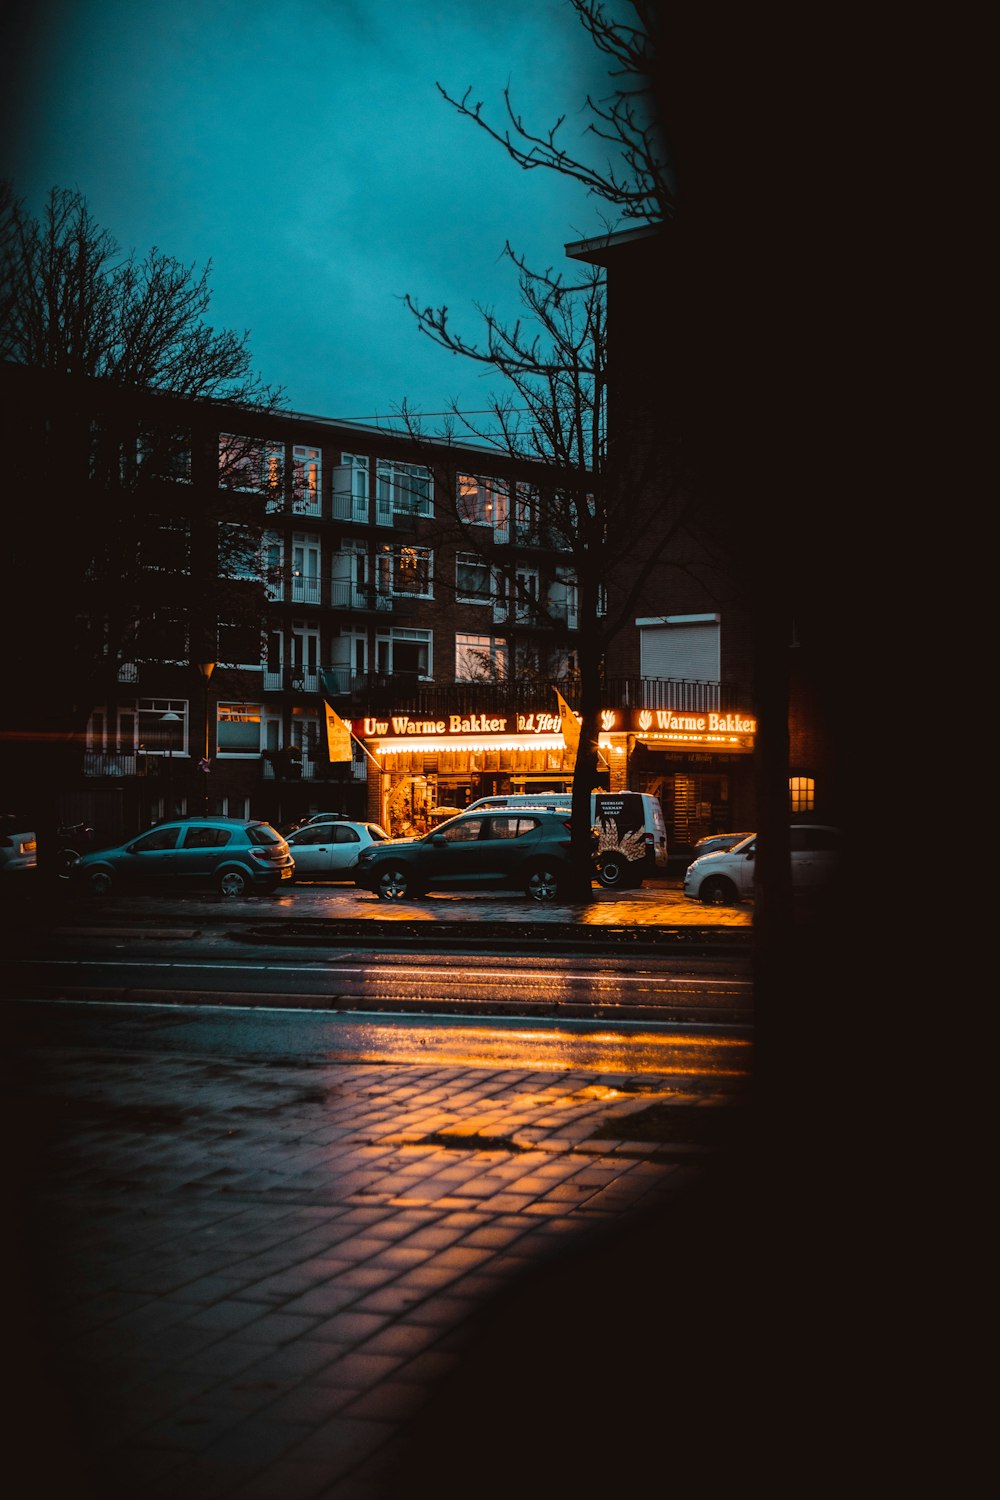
[
  {"x1": 334, "y1": 453, "x2": 369, "y2": 522},
  {"x1": 456, "y1": 633, "x2": 508, "y2": 681},
  {"x1": 218, "y1": 619, "x2": 263, "y2": 667},
  {"x1": 141, "y1": 519, "x2": 190, "y2": 573},
  {"x1": 789, "y1": 777, "x2": 816, "y2": 813},
  {"x1": 514, "y1": 566, "x2": 539, "y2": 623},
  {"x1": 457, "y1": 474, "x2": 508, "y2": 528},
  {"x1": 137, "y1": 430, "x2": 191, "y2": 483},
  {"x1": 488, "y1": 816, "x2": 539, "y2": 840},
  {"x1": 291, "y1": 533, "x2": 321, "y2": 604},
  {"x1": 376, "y1": 628, "x2": 432, "y2": 679},
  {"x1": 86, "y1": 699, "x2": 187, "y2": 755},
  {"x1": 292, "y1": 445, "x2": 321, "y2": 514},
  {"x1": 377, "y1": 460, "x2": 433, "y2": 522},
  {"x1": 181, "y1": 826, "x2": 233, "y2": 849},
  {"x1": 130, "y1": 826, "x2": 180, "y2": 853},
  {"x1": 513, "y1": 482, "x2": 540, "y2": 542},
  {"x1": 219, "y1": 523, "x2": 262, "y2": 582},
  {"x1": 382, "y1": 544, "x2": 432, "y2": 597},
  {"x1": 440, "y1": 817, "x2": 485, "y2": 843},
  {"x1": 219, "y1": 434, "x2": 283, "y2": 501},
  {"x1": 218, "y1": 703, "x2": 262, "y2": 755},
  {"x1": 138, "y1": 607, "x2": 187, "y2": 662},
  {"x1": 456, "y1": 552, "x2": 492, "y2": 603}
]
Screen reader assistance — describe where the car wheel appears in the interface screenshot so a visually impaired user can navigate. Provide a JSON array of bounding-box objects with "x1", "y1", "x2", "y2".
[
  {"x1": 376, "y1": 866, "x2": 416, "y2": 900},
  {"x1": 56, "y1": 848, "x2": 81, "y2": 880},
  {"x1": 526, "y1": 864, "x2": 561, "y2": 902},
  {"x1": 700, "y1": 876, "x2": 737, "y2": 906},
  {"x1": 86, "y1": 868, "x2": 113, "y2": 897},
  {"x1": 218, "y1": 868, "x2": 250, "y2": 899},
  {"x1": 595, "y1": 855, "x2": 633, "y2": 889}
]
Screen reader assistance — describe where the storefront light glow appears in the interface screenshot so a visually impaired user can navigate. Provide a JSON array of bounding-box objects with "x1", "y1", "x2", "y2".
[{"x1": 372, "y1": 734, "x2": 616, "y2": 755}]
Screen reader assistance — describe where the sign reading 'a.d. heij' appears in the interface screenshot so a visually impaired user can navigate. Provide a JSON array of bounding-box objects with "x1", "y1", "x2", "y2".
[{"x1": 355, "y1": 706, "x2": 756, "y2": 739}]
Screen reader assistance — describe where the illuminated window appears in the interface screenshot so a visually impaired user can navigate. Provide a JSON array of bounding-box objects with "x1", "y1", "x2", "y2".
[
  {"x1": 381, "y1": 544, "x2": 432, "y2": 597},
  {"x1": 457, "y1": 474, "x2": 509, "y2": 528},
  {"x1": 219, "y1": 434, "x2": 283, "y2": 501},
  {"x1": 292, "y1": 445, "x2": 321, "y2": 514},
  {"x1": 789, "y1": 776, "x2": 815, "y2": 813},
  {"x1": 456, "y1": 633, "x2": 508, "y2": 681},
  {"x1": 218, "y1": 703, "x2": 262, "y2": 755}
]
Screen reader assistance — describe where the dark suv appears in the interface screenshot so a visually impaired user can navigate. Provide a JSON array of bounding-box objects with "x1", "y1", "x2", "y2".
[
  {"x1": 69, "y1": 817, "x2": 294, "y2": 898},
  {"x1": 353, "y1": 809, "x2": 573, "y2": 902}
]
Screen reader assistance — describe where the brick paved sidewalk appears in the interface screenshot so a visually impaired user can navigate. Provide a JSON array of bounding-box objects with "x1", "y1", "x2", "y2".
[{"x1": 9, "y1": 1043, "x2": 750, "y2": 1499}]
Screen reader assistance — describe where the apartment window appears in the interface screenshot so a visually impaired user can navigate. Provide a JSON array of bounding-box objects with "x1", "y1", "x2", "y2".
[
  {"x1": 513, "y1": 482, "x2": 539, "y2": 542},
  {"x1": 218, "y1": 619, "x2": 263, "y2": 667},
  {"x1": 141, "y1": 518, "x2": 190, "y2": 574},
  {"x1": 138, "y1": 606, "x2": 187, "y2": 662},
  {"x1": 292, "y1": 445, "x2": 321, "y2": 514},
  {"x1": 377, "y1": 460, "x2": 433, "y2": 522},
  {"x1": 335, "y1": 453, "x2": 369, "y2": 522},
  {"x1": 219, "y1": 434, "x2": 283, "y2": 501},
  {"x1": 387, "y1": 544, "x2": 432, "y2": 597},
  {"x1": 89, "y1": 698, "x2": 188, "y2": 754},
  {"x1": 376, "y1": 628, "x2": 432, "y2": 679},
  {"x1": 332, "y1": 543, "x2": 372, "y2": 609},
  {"x1": 263, "y1": 533, "x2": 283, "y2": 600},
  {"x1": 217, "y1": 703, "x2": 262, "y2": 755},
  {"x1": 457, "y1": 474, "x2": 508, "y2": 528},
  {"x1": 789, "y1": 776, "x2": 816, "y2": 813},
  {"x1": 291, "y1": 533, "x2": 321, "y2": 604},
  {"x1": 136, "y1": 430, "x2": 191, "y2": 483},
  {"x1": 514, "y1": 565, "x2": 539, "y2": 623},
  {"x1": 456, "y1": 552, "x2": 492, "y2": 603},
  {"x1": 456, "y1": 633, "x2": 508, "y2": 681}
]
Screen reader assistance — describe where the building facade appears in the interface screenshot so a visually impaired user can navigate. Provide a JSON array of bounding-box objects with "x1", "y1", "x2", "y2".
[{"x1": 5, "y1": 361, "x2": 760, "y2": 862}]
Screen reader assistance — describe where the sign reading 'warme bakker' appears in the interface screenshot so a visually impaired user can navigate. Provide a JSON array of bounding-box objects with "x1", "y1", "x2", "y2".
[{"x1": 355, "y1": 707, "x2": 756, "y2": 739}]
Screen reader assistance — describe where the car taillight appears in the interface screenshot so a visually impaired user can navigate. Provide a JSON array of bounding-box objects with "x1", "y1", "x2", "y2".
[{"x1": 251, "y1": 847, "x2": 284, "y2": 861}]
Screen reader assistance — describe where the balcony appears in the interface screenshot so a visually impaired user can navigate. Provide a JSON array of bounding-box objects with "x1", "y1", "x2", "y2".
[
  {"x1": 333, "y1": 675, "x2": 741, "y2": 717},
  {"x1": 330, "y1": 581, "x2": 392, "y2": 612},
  {"x1": 262, "y1": 667, "x2": 320, "y2": 693}
]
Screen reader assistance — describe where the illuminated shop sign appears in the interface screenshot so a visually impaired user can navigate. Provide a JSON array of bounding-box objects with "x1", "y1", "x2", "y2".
[{"x1": 354, "y1": 706, "x2": 756, "y2": 741}]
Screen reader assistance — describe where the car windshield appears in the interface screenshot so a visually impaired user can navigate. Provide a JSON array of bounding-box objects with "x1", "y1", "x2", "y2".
[{"x1": 729, "y1": 834, "x2": 755, "y2": 852}]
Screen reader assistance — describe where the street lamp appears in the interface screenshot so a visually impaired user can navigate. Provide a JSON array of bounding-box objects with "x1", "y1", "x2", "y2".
[
  {"x1": 161, "y1": 710, "x2": 181, "y2": 820},
  {"x1": 197, "y1": 661, "x2": 216, "y2": 816}
]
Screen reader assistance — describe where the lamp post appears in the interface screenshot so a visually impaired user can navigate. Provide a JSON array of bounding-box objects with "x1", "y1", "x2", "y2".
[
  {"x1": 161, "y1": 710, "x2": 181, "y2": 820},
  {"x1": 197, "y1": 662, "x2": 216, "y2": 816}
]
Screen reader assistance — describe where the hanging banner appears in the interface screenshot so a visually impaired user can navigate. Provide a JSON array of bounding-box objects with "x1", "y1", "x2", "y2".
[
  {"x1": 553, "y1": 688, "x2": 581, "y2": 754},
  {"x1": 324, "y1": 705, "x2": 353, "y2": 762}
]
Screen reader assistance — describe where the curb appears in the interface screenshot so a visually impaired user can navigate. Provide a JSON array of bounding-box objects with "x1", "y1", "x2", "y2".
[{"x1": 227, "y1": 919, "x2": 753, "y2": 957}]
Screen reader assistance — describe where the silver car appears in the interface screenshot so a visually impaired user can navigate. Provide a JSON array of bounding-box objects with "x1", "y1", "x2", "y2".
[
  {"x1": 286, "y1": 819, "x2": 389, "y2": 881},
  {"x1": 0, "y1": 816, "x2": 37, "y2": 879}
]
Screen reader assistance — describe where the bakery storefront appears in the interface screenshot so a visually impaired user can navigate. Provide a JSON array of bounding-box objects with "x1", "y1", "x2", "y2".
[{"x1": 354, "y1": 703, "x2": 757, "y2": 852}]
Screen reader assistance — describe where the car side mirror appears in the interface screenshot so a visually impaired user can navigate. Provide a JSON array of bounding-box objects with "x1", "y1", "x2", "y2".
[
  {"x1": 745, "y1": 850, "x2": 754, "y2": 860},
  {"x1": 431, "y1": 833, "x2": 446, "y2": 846}
]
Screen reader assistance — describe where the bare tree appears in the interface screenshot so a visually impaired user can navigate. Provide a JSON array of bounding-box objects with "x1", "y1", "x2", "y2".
[
  {"x1": 438, "y1": 0, "x2": 673, "y2": 225},
  {"x1": 0, "y1": 184, "x2": 281, "y2": 863},
  {"x1": 402, "y1": 247, "x2": 703, "y2": 899}
]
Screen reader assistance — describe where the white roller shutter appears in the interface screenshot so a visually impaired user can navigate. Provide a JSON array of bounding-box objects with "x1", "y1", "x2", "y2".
[{"x1": 639, "y1": 618, "x2": 720, "y2": 680}]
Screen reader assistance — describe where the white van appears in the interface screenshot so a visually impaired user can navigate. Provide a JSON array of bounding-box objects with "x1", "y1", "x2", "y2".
[{"x1": 464, "y1": 790, "x2": 668, "y2": 887}]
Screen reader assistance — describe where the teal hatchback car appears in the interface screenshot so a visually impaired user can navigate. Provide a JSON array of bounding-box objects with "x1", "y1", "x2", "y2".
[{"x1": 69, "y1": 817, "x2": 294, "y2": 898}]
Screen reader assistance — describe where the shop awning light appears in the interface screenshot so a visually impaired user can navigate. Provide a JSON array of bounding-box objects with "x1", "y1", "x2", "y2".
[{"x1": 372, "y1": 734, "x2": 617, "y2": 755}]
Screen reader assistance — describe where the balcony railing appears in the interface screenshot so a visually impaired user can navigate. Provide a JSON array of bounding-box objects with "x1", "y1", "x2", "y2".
[
  {"x1": 262, "y1": 667, "x2": 320, "y2": 693},
  {"x1": 330, "y1": 581, "x2": 393, "y2": 612},
  {"x1": 325, "y1": 674, "x2": 742, "y2": 715}
]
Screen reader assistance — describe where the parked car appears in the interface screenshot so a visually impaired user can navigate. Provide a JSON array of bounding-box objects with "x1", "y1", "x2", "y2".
[
  {"x1": 354, "y1": 808, "x2": 575, "y2": 902},
  {"x1": 683, "y1": 825, "x2": 842, "y2": 905},
  {"x1": 286, "y1": 819, "x2": 388, "y2": 880},
  {"x1": 0, "y1": 815, "x2": 37, "y2": 881},
  {"x1": 689, "y1": 831, "x2": 754, "y2": 864},
  {"x1": 464, "y1": 791, "x2": 667, "y2": 888},
  {"x1": 69, "y1": 817, "x2": 294, "y2": 898}
]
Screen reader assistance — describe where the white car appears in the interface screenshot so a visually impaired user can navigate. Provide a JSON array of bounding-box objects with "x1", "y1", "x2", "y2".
[
  {"x1": 285, "y1": 819, "x2": 389, "y2": 880},
  {"x1": 683, "y1": 825, "x2": 842, "y2": 905},
  {"x1": 0, "y1": 816, "x2": 37, "y2": 880}
]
